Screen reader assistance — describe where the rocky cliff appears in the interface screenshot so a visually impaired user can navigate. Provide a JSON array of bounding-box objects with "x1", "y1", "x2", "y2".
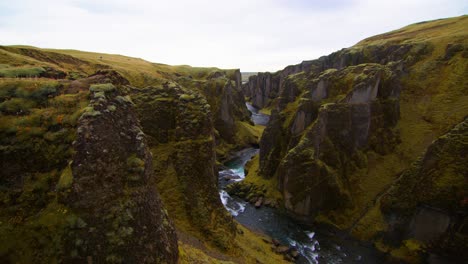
[
  {"x1": 273, "y1": 64, "x2": 402, "y2": 217},
  {"x1": 378, "y1": 118, "x2": 467, "y2": 261},
  {"x1": 176, "y1": 71, "x2": 255, "y2": 157},
  {"x1": 0, "y1": 45, "x2": 272, "y2": 262},
  {"x1": 66, "y1": 84, "x2": 178, "y2": 263},
  {"x1": 0, "y1": 77, "x2": 179, "y2": 263},
  {"x1": 131, "y1": 82, "x2": 237, "y2": 249},
  {"x1": 247, "y1": 15, "x2": 468, "y2": 262},
  {"x1": 242, "y1": 39, "x2": 428, "y2": 109}
]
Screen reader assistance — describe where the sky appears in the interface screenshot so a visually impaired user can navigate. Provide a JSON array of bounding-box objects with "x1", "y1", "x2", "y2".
[{"x1": 0, "y1": 0, "x2": 467, "y2": 72}]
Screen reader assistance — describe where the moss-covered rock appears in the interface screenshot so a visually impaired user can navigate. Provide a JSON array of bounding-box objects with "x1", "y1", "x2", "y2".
[
  {"x1": 378, "y1": 118, "x2": 468, "y2": 261},
  {"x1": 65, "y1": 86, "x2": 178, "y2": 263},
  {"x1": 251, "y1": 15, "x2": 468, "y2": 262},
  {"x1": 132, "y1": 83, "x2": 237, "y2": 250}
]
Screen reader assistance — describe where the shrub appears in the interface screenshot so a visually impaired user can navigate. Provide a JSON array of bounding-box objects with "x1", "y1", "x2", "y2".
[
  {"x1": 0, "y1": 67, "x2": 46, "y2": 78},
  {"x1": 15, "y1": 83, "x2": 58, "y2": 101},
  {"x1": 0, "y1": 98, "x2": 37, "y2": 114}
]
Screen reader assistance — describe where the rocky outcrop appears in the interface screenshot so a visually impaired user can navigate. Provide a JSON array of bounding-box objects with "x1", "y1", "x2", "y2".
[
  {"x1": 260, "y1": 63, "x2": 400, "y2": 176},
  {"x1": 65, "y1": 84, "x2": 178, "y2": 263},
  {"x1": 269, "y1": 64, "x2": 401, "y2": 217},
  {"x1": 242, "y1": 42, "x2": 429, "y2": 109},
  {"x1": 132, "y1": 82, "x2": 237, "y2": 249},
  {"x1": 254, "y1": 15, "x2": 468, "y2": 262},
  {"x1": 177, "y1": 72, "x2": 251, "y2": 146},
  {"x1": 379, "y1": 118, "x2": 467, "y2": 261},
  {"x1": 242, "y1": 72, "x2": 278, "y2": 108},
  {"x1": 213, "y1": 80, "x2": 249, "y2": 144}
]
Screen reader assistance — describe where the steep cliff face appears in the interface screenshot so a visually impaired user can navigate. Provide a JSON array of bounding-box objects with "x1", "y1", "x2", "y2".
[
  {"x1": 242, "y1": 61, "x2": 313, "y2": 109},
  {"x1": 251, "y1": 15, "x2": 467, "y2": 261},
  {"x1": 268, "y1": 64, "x2": 402, "y2": 217},
  {"x1": 131, "y1": 82, "x2": 237, "y2": 250},
  {"x1": 242, "y1": 41, "x2": 428, "y2": 110},
  {"x1": 0, "y1": 78, "x2": 179, "y2": 262},
  {"x1": 66, "y1": 84, "x2": 178, "y2": 263},
  {"x1": 175, "y1": 70, "x2": 256, "y2": 157},
  {"x1": 378, "y1": 118, "x2": 467, "y2": 260}
]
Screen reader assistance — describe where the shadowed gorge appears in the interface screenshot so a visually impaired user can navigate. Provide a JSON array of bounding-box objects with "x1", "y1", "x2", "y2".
[{"x1": 0, "y1": 14, "x2": 467, "y2": 264}]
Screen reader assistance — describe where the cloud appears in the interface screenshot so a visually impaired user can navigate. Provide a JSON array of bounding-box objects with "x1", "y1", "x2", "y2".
[{"x1": 0, "y1": 0, "x2": 466, "y2": 71}]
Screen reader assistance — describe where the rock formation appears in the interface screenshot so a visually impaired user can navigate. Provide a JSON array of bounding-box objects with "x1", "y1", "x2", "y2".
[
  {"x1": 66, "y1": 84, "x2": 178, "y2": 263},
  {"x1": 244, "y1": 15, "x2": 468, "y2": 262},
  {"x1": 379, "y1": 118, "x2": 467, "y2": 260},
  {"x1": 131, "y1": 82, "x2": 237, "y2": 249}
]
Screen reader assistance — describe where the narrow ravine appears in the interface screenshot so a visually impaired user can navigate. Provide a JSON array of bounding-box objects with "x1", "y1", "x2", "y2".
[{"x1": 218, "y1": 103, "x2": 383, "y2": 264}]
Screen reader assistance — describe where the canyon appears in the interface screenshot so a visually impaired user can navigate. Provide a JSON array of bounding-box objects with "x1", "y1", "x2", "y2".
[{"x1": 0, "y1": 15, "x2": 467, "y2": 263}]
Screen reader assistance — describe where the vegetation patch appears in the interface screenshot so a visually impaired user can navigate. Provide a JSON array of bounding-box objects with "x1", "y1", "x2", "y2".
[
  {"x1": 89, "y1": 83, "x2": 116, "y2": 93},
  {"x1": 0, "y1": 66, "x2": 45, "y2": 78}
]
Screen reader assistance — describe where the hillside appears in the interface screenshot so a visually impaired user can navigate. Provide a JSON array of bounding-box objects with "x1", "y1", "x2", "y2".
[
  {"x1": 0, "y1": 46, "x2": 276, "y2": 263},
  {"x1": 0, "y1": 15, "x2": 467, "y2": 264},
  {"x1": 241, "y1": 15, "x2": 467, "y2": 263}
]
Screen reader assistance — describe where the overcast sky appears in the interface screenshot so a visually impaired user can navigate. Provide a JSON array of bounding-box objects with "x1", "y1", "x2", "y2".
[{"x1": 0, "y1": 0, "x2": 466, "y2": 72}]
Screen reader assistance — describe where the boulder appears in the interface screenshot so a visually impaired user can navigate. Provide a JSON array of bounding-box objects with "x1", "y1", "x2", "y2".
[
  {"x1": 272, "y1": 238, "x2": 281, "y2": 246},
  {"x1": 255, "y1": 197, "x2": 263, "y2": 208},
  {"x1": 275, "y1": 245, "x2": 289, "y2": 254}
]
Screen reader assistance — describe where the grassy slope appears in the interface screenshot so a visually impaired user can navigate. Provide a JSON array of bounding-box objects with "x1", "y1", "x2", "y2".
[
  {"x1": 342, "y1": 16, "x2": 468, "y2": 256},
  {"x1": 0, "y1": 45, "x2": 239, "y2": 87},
  {"x1": 357, "y1": 16, "x2": 468, "y2": 155},
  {"x1": 251, "y1": 15, "x2": 466, "y2": 244},
  {"x1": 355, "y1": 16, "x2": 468, "y2": 47},
  {"x1": 0, "y1": 46, "x2": 278, "y2": 262}
]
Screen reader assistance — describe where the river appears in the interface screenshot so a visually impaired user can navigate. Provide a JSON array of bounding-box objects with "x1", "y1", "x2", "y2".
[{"x1": 218, "y1": 103, "x2": 382, "y2": 263}]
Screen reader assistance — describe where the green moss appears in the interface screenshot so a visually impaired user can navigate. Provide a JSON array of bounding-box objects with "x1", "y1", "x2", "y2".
[
  {"x1": 89, "y1": 83, "x2": 116, "y2": 93},
  {"x1": 388, "y1": 239, "x2": 424, "y2": 264},
  {"x1": 57, "y1": 164, "x2": 73, "y2": 190},
  {"x1": 178, "y1": 241, "x2": 234, "y2": 264},
  {"x1": 116, "y1": 95, "x2": 133, "y2": 105},
  {"x1": 81, "y1": 106, "x2": 101, "y2": 117},
  {"x1": 242, "y1": 155, "x2": 283, "y2": 203},
  {"x1": 107, "y1": 105, "x2": 117, "y2": 112},
  {"x1": 127, "y1": 154, "x2": 145, "y2": 170},
  {"x1": 0, "y1": 194, "x2": 75, "y2": 263},
  {"x1": 350, "y1": 202, "x2": 388, "y2": 241},
  {"x1": 179, "y1": 94, "x2": 195, "y2": 101},
  {"x1": 94, "y1": 91, "x2": 106, "y2": 100},
  {"x1": 126, "y1": 154, "x2": 145, "y2": 181},
  {"x1": 234, "y1": 121, "x2": 264, "y2": 147}
]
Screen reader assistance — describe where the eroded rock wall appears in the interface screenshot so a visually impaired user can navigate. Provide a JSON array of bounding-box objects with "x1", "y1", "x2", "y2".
[
  {"x1": 252, "y1": 16, "x2": 468, "y2": 262},
  {"x1": 242, "y1": 43, "x2": 429, "y2": 110},
  {"x1": 380, "y1": 118, "x2": 468, "y2": 260},
  {"x1": 66, "y1": 85, "x2": 178, "y2": 263},
  {"x1": 132, "y1": 82, "x2": 237, "y2": 249}
]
